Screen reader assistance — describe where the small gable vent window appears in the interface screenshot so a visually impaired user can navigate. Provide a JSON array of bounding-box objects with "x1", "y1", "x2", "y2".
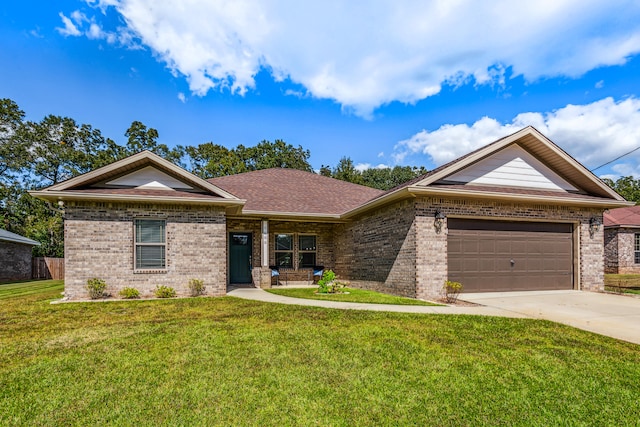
[
  {"x1": 635, "y1": 234, "x2": 640, "y2": 264},
  {"x1": 135, "y1": 219, "x2": 166, "y2": 269}
]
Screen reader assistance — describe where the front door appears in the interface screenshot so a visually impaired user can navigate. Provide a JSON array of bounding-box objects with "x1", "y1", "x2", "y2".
[{"x1": 229, "y1": 232, "x2": 252, "y2": 284}]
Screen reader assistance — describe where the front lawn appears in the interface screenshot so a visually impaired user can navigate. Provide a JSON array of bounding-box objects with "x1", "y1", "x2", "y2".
[
  {"x1": 604, "y1": 274, "x2": 640, "y2": 294},
  {"x1": 267, "y1": 287, "x2": 441, "y2": 305},
  {"x1": 1, "y1": 280, "x2": 639, "y2": 425}
]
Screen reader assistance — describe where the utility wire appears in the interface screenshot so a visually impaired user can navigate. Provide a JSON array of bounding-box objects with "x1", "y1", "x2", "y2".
[{"x1": 590, "y1": 145, "x2": 640, "y2": 172}]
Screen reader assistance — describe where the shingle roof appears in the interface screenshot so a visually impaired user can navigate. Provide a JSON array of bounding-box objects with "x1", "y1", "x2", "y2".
[
  {"x1": 604, "y1": 206, "x2": 640, "y2": 227},
  {"x1": 208, "y1": 168, "x2": 384, "y2": 215},
  {"x1": 0, "y1": 229, "x2": 40, "y2": 246}
]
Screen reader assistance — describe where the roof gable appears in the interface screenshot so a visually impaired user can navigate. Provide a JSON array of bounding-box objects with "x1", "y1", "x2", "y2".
[
  {"x1": 30, "y1": 151, "x2": 244, "y2": 207},
  {"x1": 105, "y1": 166, "x2": 195, "y2": 190},
  {"x1": 411, "y1": 126, "x2": 623, "y2": 200},
  {"x1": 445, "y1": 144, "x2": 578, "y2": 192}
]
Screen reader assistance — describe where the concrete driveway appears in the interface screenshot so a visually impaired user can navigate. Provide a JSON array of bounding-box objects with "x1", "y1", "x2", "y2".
[{"x1": 459, "y1": 290, "x2": 640, "y2": 345}]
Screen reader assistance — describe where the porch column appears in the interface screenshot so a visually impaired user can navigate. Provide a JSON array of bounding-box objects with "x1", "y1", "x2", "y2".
[
  {"x1": 259, "y1": 219, "x2": 271, "y2": 288},
  {"x1": 261, "y1": 219, "x2": 269, "y2": 267}
]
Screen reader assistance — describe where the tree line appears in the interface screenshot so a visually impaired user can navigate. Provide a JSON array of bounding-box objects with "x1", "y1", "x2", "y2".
[{"x1": 0, "y1": 98, "x2": 429, "y2": 256}]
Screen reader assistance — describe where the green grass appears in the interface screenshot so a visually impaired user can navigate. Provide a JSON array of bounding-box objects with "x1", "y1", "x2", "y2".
[
  {"x1": 267, "y1": 286, "x2": 441, "y2": 305},
  {"x1": 604, "y1": 274, "x2": 640, "y2": 294},
  {"x1": 1, "y1": 281, "x2": 639, "y2": 425},
  {"x1": 0, "y1": 279, "x2": 63, "y2": 299}
]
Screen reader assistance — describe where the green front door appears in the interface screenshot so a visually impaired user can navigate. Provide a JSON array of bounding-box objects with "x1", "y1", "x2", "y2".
[{"x1": 229, "y1": 233, "x2": 252, "y2": 284}]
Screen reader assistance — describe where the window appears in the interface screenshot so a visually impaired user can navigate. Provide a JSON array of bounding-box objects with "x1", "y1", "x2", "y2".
[
  {"x1": 635, "y1": 234, "x2": 640, "y2": 264},
  {"x1": 135, "y1": 219, "x2": 166, "y2": 269},
  {"x1": 298, "y1": 235, "x2": 317, "y2": 268},
  {"x1": 275, "y1": 234, "x2": 293, "y2": 268}
]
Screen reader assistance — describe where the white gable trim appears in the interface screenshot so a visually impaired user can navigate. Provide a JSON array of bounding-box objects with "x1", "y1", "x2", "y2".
[
  {"x1": 446, "y1": 145, "x2": 578, "y2": 192},
  {"x1": 106, "y1": 166, "x2": 194, "y2": 190}
]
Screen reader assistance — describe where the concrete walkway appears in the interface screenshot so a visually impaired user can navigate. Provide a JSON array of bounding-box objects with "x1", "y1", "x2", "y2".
[
  {"x1": 460, "y1": 290, "x2": 640, "y2": 345},
  {"x1": 228, "y1": 288, "x2": 640, "y2": 345},
  {"x1": 227, "y1": 287, "x2": 528, "y2": 317}
]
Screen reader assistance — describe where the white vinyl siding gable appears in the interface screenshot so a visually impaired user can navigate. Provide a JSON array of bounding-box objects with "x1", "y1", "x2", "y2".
[
  {"x1": 446, "y1": 145, "x2": 578, "y2": 192},
  {"x1": 107, "y1": 166, "x2": 194, "y2": 190}
]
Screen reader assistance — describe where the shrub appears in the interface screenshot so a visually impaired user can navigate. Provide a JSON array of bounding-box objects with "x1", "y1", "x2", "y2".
[
  {"x1": 444, "y1": 280, "x2": 463, "y2": 303},
  {"x1": 317, "y1": 269, "x2": 345, "y2": 294},
  {"x1": 86, "y1": 278, "x2": 107, "y2": 299},
  {"x1": 154, "y1": 285, "x2": 176, "y2": 298},
  {"x1": 188, "y1": 278, "x2": 206, "y2": 297},
  {"x1": 119, "y1": 287, "x2": 140, "y2": 299}
]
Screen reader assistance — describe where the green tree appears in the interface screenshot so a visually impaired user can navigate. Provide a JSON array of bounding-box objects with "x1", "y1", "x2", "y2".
[
  {"x1": 603, "y1": 176, "x2": 640, "y2": 204},
  {"x1": 184, "y1": 139, "x2": 312, "y2": 179},
  {"x1": 185, "y1": 142, "x2": 248, "y2": 178},
  {"x1": 243, "y1": 139, "x2": 312, "y2": 171},
  {"x1": 332, "y1": 157, "x2": 364, "y2": 185},
  {"x1": 16, "y1": 115, "x2": 119, "y2": 187},
  {"x1": 361, "y1": 165, "x2": 428, "y2": 190},
  {"x1": 0, "y1": 98, "x2": 29, "y2": 180},
  {"x1": 124, "y1": 121, "x2": 184, "y2": 165}
]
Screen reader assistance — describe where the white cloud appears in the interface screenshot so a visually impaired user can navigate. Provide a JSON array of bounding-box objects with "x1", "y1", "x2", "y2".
[
  {"x1": 75, "y1": 0, "x2": 640, "y2": 117},
  {"x1": 177, "y1": 92, "x2": 186, "y2": 103},
  {"x1": 595, "y1": 80, "x2": 604, "y2": 89},
  {"x1": 394, "y1": 97, "x2": 640, "y2": 173},
  {"x1": 355, "y1": 163, "x2": 390, "y2": 172},
  {"x1": 57, "y1": 12, "x2": 81, "y2": 36}
]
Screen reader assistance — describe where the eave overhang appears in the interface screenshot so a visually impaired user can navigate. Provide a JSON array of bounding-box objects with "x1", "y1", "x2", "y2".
[{"x1": 29, "y1": 190, "x2": 247, "y2": 207}]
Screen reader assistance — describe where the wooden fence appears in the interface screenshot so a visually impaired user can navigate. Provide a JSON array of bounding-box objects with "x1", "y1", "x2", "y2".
[{"x1": 32, "y1": 257, "x2": 64, "y2": 280}]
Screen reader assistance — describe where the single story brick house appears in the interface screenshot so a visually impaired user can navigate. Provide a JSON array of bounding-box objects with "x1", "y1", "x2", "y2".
[
  {"x1": 0, "y1": 229, "x2": 40, "y2": 283},
  {"x1": 604, "y1": 206, "x2": 640, "y2": 273},
  {"x1": 31, "y1": 126, "x2": 631, "y2": 300}
]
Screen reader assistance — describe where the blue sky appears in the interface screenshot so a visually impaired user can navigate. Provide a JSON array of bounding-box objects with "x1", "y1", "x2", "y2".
[{"x1": 2, "y1": 1, "x2": 640, "y2": 178}]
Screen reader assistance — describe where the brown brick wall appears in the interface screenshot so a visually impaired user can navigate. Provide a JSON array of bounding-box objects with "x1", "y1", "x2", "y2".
[
  {"x1": 334, "y1": 199, "x2": 417, "y2": 297},
  {"x1": 605, "y1": 228, "x2": 640, "y2": 274},
  {"x1": 0, "y1": 241, "x2": 34, "y2": 282},
  {"x1": 604, "y1": 228, "x2": 618, "y2": 273},
  {"x1": 64, "y1": 201, "x2": 227, "y2": 300}
]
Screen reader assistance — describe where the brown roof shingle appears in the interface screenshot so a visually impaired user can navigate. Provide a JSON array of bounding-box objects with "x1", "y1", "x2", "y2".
[
  {"x1": 208, "y1": 168, "x2": 384, "y2": 215},
  {"x1": 604, "y1": 206, "x2": 640, "y2": 227}
]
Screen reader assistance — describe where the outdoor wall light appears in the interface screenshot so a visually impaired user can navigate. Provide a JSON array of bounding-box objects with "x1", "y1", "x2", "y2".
[
  {"x1": 434, "y1": 210, "x2": 446, "y2": 234},
  {"x1": 589, "y1": 216, "x2": 601, "y2": 238}
]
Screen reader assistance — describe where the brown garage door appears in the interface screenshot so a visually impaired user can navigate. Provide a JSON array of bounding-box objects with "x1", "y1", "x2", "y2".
[{"x1": 448, "y1": 219, "x2": 573, "y2": 292}]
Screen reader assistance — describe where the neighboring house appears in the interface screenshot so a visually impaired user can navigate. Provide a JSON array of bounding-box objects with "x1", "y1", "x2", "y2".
[
  {"x1": 604, "y1": 206, "x2": 640, "y2": 274},
  {"x1": 0, "y1": 229, "x2": 40, "y2": 283},
  {"x1": 31, "y1": 126, "x2": 631, "y2": 300}
]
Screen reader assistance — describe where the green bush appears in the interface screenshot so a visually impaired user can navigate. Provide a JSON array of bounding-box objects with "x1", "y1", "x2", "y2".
[
  {"x1": 86, "y1": 278, "x2": 107, "y2": 299},
  {"x1": 444, "y1": 280, "x2": 463, "y2": 303},
  {"x1": 188, "y1": 278, "x2": 206, "y2": 297},
  {"x1": 317, "y1": 270, "x2": 345, "y2": 294},
  {"x1": 119, "y1": 287, "x2": 140, "y2": 299},
  {"x1": 154, "y1": 285, "x2": 176, "y2": 298}
]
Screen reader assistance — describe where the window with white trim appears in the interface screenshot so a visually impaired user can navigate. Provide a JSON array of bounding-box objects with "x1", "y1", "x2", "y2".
[
  {"x1": 135, "y1": 219, "x2": 166, "y2": 269},
  {"x1": 298, "y1": 235, "x2": 317, "y2": 268},
  {"x1": 635, "y1": 233, "x2": 640, "y2": 264},
  {"x1": 275, "y1": 234, "x2": 293, "y2": 268}
]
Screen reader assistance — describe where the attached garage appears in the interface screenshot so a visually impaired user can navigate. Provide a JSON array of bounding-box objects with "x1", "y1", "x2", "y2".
[{"x1": 447, "y1": 218, "x2": 574, "y2": 292}]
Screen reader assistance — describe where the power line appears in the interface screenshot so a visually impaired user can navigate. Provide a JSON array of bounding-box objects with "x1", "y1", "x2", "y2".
[{"x1": 590, "y1": 144, "x2": 640, "y2": 172}]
